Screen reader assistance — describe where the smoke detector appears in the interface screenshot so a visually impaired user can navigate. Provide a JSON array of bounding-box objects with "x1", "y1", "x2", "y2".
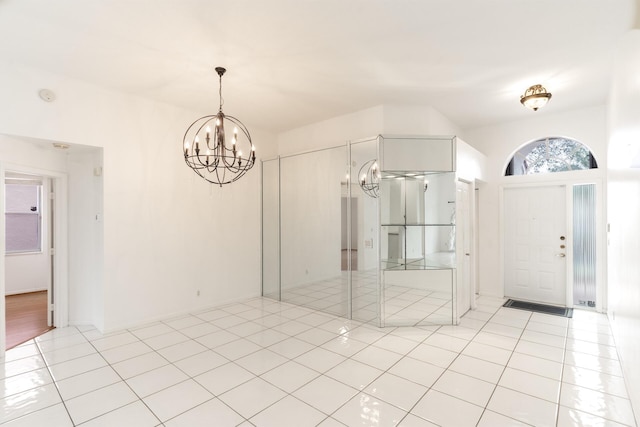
[{"x1": 39, "y1": 89, "x2": 56, "y2": 102}]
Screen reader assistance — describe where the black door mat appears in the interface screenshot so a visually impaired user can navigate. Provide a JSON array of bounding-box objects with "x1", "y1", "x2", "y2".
[{"x1": 503, "y1": 299, "x2": 573, "y2": 318}]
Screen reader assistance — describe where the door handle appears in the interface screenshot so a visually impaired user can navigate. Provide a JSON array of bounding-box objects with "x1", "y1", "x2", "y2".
[{"x1": 557, "y1": 253, "x2": 566, "y2": 258}]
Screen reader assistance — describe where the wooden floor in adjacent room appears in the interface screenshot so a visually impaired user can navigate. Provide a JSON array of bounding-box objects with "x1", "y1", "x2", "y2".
[{"x1": 5, "y1": 291, "x2": 53, "y2": 349}]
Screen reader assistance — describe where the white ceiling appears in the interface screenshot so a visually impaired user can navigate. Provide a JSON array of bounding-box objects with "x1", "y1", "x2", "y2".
[{"x1": 0, "y1": 0, "x2": 635, "y2": 133}]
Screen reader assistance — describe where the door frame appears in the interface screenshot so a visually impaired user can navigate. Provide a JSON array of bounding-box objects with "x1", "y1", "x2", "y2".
[
  {"x1": 499, "y1": 176, "x2": 606, "y2": 311},
  {"x1": 0, "y1": 163, "x2": 68, "y2": 356},
  {"x1": 456, "y1": 178, "x2": 477, "y2": 321}
]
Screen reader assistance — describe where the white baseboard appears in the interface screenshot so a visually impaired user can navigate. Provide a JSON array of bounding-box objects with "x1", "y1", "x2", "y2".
[{"x1": 5, "y1": 288, "x2": 47, "y2": 296}]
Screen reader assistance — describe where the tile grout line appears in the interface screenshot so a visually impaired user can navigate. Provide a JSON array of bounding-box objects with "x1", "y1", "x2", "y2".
[
  {"x1": 30, "y1": 328, "x2": 78, "y2": 426},
  {"x1": 555, "y1": 315, "x2": 570, "y2": 427},
  {"x1": 473, "y1": 306, "x2": 532, "y2": 427},
  {"x1": 4, "y1": 298, "x2": 634, "y2": 427}
]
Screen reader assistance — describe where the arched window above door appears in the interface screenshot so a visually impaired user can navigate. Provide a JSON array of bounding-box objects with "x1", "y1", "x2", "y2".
[{"x1": 505, "y1": 137, "x2": 598, "y2": 176}]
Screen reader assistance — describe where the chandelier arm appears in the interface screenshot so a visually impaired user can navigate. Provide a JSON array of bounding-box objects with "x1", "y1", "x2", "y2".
[
  {"x1": 220, "y1": 149, "x2": 239, "y2": 169},
  {"x1": 183, "y1": 114, "x2": 216, "y2": 142}
]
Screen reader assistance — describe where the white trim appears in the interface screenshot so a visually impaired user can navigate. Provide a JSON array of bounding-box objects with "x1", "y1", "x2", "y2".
[
  {"x1": 565, "y1": 184, "x2": 574, "y2": 307},
  {"x1": 0, "y1": 163, "x2": 5, "y2": 357},
  {"x1": 456, "y1": 178, "x2": 477, "y2": 319},
  {"x1": 5, "y1": 288, "x2": 48, "y2": 296}
]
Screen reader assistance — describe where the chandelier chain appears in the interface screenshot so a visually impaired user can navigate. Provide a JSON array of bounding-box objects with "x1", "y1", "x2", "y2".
[{"x1": 218, "y1": 72, "x2": 224, "y2": 112}]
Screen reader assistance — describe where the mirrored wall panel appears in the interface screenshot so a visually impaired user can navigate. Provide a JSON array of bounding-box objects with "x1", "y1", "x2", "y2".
[
  {"x1": 349, "y1": 138, "x2": 380, "y2": 323},
  {"x1": 379, "y1": 139, "x2": 457, "y2": 326},
  {"x1": 262, "y1": 135, "x2": 460, "y2": 327},
  {"x1": 262, "y1": 159, "x2": 280, "y2": 300},
  {"x1": 279, "y1": 146, "x2": 349, "y2": 317}
]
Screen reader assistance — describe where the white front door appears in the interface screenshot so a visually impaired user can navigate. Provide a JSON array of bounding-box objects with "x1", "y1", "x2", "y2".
[{"x1": 504, "y1": 185, "x2": 567, "y2": 305}]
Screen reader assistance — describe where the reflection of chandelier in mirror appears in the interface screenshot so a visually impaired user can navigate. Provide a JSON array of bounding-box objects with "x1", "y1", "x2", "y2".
[
  {"x1": 405, "y1": 173, "x2": 429, "y2": 192},
  {"x1": 358, "y1": 159, "x2": 380, "y2": 198},
  {"x1": 182, "y1": 67, "x2": 256, "y2": 186}
]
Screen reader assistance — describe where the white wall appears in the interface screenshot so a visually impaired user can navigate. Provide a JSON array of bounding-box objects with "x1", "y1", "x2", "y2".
[
  {"x1": 277, "y1": 104, "x2": 466, "y2": 157},
  {"x1": 607, "y1": 29, "x2": 640, "y2": 420},
  {"x1": 5, "y1": 254, "x2": 48, "y2": 295},
  {"x1": 277, "y1": 106, "x2": 384, "y2": 156},
  {"x1": 382, "y1": 105, "x2": 465, "y2": 138},
  {"x1": 457, "y1": 138, "x2": 487, "y2": 182},
  {"x1": 465, "y1": 106, "x2": 607, "y2": 297},
  {"x1": 67, "y1": 150, "x2": 104, "y2": 327},
  {"x1": 0, "y1": 62, "x2": 277, "y2": 333}
]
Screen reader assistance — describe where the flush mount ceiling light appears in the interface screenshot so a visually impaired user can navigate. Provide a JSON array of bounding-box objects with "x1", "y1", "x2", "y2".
[
  {"x1": 520, "y1": 84, "x2": 552, "y2": 111},
  {"x1": 183, "y1": 67, "x2": 255, "y2": 186}
]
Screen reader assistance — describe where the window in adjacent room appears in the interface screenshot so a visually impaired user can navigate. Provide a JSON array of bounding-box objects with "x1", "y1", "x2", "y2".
[{"x1": 5, "y1": 179, "x2": 43, "y2": 253}]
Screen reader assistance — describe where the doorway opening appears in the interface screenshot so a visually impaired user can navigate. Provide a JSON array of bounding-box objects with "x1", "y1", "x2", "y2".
[
  {"x1": 503, "y1": 136, "x2": 602, "y2": 309},
  {"x1": 4, "y1": 172, "x2": 54, "y2": 348}
]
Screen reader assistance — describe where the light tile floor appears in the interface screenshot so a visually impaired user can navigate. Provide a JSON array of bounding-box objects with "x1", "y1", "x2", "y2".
[{"x1": 1, "y1": 296, "x2": 637, "y2": 426}]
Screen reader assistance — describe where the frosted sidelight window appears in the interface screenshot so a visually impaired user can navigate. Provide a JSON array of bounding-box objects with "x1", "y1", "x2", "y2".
[
  {"x1": 573, "y1": 184, "x2": 596, "y2": 307},
  {"x1": 5, "y1": 183, "x2": 42, "y2": 253}
]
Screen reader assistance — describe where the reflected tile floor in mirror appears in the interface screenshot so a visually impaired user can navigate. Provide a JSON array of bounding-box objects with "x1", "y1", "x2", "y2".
[
  {"x1": 281, "y1": 269, "x2": 454, "y2": 327},
  {"x1": 1, "y1": 296, "x2": 637, "y2": 426}
]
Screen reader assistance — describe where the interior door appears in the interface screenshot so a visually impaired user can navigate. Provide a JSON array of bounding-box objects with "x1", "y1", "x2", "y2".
[
  {"x1": 456, "y1": 180, "x2": 472, "y2": 319},
  {"x1": 504, "y1": 185, "x2": 567, "y2": 305}
]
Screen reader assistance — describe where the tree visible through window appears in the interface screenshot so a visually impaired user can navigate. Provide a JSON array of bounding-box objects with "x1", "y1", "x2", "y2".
[{"x1": 505, "y1": 137, "x2": 597, "y2": 176}]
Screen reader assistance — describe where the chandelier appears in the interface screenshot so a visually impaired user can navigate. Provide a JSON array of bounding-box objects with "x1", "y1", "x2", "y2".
[
  {"x1": 183, "y1": 67, "x2": 255, "y2": 186},
  {"x1": 359, "y1": 159, "x2": 380, "y2": 198},
  {"x1": 520, "y1": 84, "x2": 552, "y2": 111}
]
